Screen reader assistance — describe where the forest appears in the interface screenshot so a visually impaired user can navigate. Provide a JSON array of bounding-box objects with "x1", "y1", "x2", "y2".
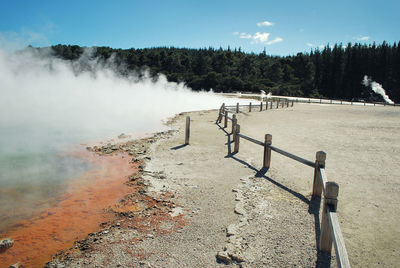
[{"x1": 34, "y1": 41, "x2": 400, "y2": 103}]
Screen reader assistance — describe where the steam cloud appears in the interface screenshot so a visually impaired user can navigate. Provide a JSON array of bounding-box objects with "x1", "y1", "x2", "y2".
[
  {"x1": 0, "y1": 46, "x2": 242, "y2": 229},
  {"x1": 362, "y1": 75, "x2": 394, "y2": 104},
  {"x1": 0, "y1": 47, "x2": 239, "y2": 153}
]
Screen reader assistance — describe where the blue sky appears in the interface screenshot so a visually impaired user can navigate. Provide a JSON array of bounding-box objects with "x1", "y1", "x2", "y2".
[{"x1": 0, "y1": 0, "x2": 398, "y2": 55}]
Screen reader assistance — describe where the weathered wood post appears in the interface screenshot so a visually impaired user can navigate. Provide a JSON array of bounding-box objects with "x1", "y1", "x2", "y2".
[
  {"x1": 263, "y1": 134, "x2": 272, "y2": 168},
  {"x1": 287, "y1": 100, "x2": 289, "y2": 108},
  {"x1": 236, "y1": 102, "x2": 239, "y2": 113},
  {"x1": 260, "y1": 102, "x2": 263, "y2": 111},
  {"x1": 291, "y1": 100, "x2": 294, "y2": 107},
  {"x1": 266, "y1": 101, "x2": 268, "y2": 110},
  {"x1": 185, "y1": 116, "x2": 190, "y2": 145},
  {"x1": 233, "y1": 124, "x2": 240, "y2": 153},
  {"x1": 218, "y1": 103, "x2": 225, "y2": 123},
  {"x1": 320, "y1": 181, "x2": 339, "y2": 252},
  {"x1": 224, "y1": 110, "x2": 229, "y2": 128},
  {"x1": 270, "y1": 101, "x2": 273, "y2": 109},
  {"x1": 312, "y1": 151, "x2": 326, "y2": 197},
  {"x1": 231, "y1": 114, "x2": 237, "y2": 135},
  {"x1": 249, "y1": 102, "x2": 252, "y2": 112},
  {"x1": 276, "y1": 99, "x2": 279, "y2": 108}
]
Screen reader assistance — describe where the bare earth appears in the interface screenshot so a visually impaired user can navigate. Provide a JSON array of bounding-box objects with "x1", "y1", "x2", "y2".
[{"x1": 47, "y1": 103, "x2": 400, "y2": 267}]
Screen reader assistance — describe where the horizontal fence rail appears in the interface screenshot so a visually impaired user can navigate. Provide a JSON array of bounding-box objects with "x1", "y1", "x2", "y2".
[
  {"x1": 237, "y1": 133, "x2": 265, "y2": 147},
  {"x1": 269, "y1": 145, "x2": 315, "y2": 168},
  {"x1": 216, "y1": 102, "x2": 350, "y2": 268}
]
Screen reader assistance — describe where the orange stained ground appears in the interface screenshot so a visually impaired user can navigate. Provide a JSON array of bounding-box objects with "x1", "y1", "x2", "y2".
[{"x1": 0, "y1": 150, "x2": 137, "y2": 268}]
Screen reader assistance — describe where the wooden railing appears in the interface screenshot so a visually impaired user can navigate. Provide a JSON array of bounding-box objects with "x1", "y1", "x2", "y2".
[
  {"x1": 217, "y1": 102, "x2": 351, "y2": 268},
  {"x1": 280, "y1": 97, "x2": 398, "y2": 107}
]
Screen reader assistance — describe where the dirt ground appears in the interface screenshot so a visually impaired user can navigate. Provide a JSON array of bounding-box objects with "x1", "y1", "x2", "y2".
[{"x1": 45, "y1": 103, "x2": 399, "y2": 267}]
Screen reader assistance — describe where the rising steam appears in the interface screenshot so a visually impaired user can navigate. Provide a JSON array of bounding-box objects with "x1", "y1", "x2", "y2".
[
  {"x1": 362, "y1": 75, "x2": 394, "y2": 104},
  {"x1": 0, "y1": 46, "x2": 242, "y2": 230}
]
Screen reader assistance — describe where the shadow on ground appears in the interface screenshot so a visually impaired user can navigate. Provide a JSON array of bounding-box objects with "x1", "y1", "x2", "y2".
[{"x1": 216, "y1": 121, "x2": 333, "y2": 267}]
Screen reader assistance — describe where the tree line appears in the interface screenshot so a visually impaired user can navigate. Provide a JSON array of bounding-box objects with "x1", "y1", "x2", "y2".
[{"x1": 39, "y1": 41, "x2": 400, "y2": 103}]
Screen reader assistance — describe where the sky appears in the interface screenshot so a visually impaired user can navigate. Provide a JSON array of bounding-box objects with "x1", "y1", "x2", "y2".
[{"x1": 0, "y1": 0, "x2": 398, "y2": 55}]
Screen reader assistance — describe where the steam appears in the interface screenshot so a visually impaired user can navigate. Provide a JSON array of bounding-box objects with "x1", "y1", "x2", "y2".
[
  {"x1": 0, "y1": 47, "x2": 236, "y2": 153},
  {"x1": 362, "y1": 75, "x2": 394, "y2": 104},
  {"x1": 260, "y1": 90, "x2": 266, "y2": 101},
  {"x1": 0, "y1": 46, "x2": 242, "y2": 230}
]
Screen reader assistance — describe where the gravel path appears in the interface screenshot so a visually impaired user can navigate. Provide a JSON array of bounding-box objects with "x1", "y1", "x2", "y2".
[{"x1": 46, "y1": 103, "x2": 400, "y2": 267}]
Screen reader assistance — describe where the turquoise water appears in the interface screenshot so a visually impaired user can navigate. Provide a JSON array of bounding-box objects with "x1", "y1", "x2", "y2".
[{"x1": 0, "y1": 126, "x2": 91, "y2": 233}]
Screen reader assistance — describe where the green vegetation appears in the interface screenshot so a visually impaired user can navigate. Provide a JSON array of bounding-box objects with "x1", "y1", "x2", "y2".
[{"x1": 43, "y1": 42, "x2": 400, "y2": 103}]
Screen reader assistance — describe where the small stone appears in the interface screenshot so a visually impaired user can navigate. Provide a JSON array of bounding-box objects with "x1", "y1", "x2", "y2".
[
  {"x1": 0, "y1": 238, "x2": 14, "y2": 250},
  {"x1": 229, "y1": 252, "x2": 245, "y2": 263},
  {"x1": 216, "y1": 251, "x2": 232, "y2": 264},
  {"x1": 226, "y1": 224, "x2": 238, "y2": 236},
  {"x1": 147, "y1": 234, "x2": 154, "y2": 239},
  {"x1": 9, "y1": 261, "x2": 22, "y2": 268}
]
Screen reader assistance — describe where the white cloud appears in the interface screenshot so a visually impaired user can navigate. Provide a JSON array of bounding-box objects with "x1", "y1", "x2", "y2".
[
  {"x1": 307, "y1": 43, "x2": 314, "y2": 47},
  {"x1": 239, "y1": 32, "x2": 252, "y2": 39},
  {"x1": 356, "y1": 35, "x2": 370, "y2": 41},
  {"x1": 234, "y1": 31, "x2": 283, "y2": 45},
  {"x1": 253, "y1": 32, "x2": 270, "y2": 43},
  {"x1": 266, "y1": 37, "x2": 283, "y2": 45},
  {"x1": 257, "y1": 20, "x2": 274, "y2": 27},
  {"x1": 233, "y1": 32, "x2": 239, "y2": 35}
]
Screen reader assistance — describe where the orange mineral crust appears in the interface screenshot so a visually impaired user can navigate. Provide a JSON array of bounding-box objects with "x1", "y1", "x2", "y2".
[{"x1": 0, "y1": 150, "x2": 137, "y2": 268}]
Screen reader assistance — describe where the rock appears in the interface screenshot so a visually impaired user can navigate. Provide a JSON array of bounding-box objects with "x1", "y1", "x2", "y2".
[
  {"x1": 216, "y1": 251, "x2": 232, "y2": 264},
  {"x1": 229, "y1": 252, "x2": 246, "y2": 263},
  {"x1": 234, "y1": 204, "x2": 246, "y2": 215},
  {"x1": 9, "y1": 261, "x2": 23, "y2": 268},
  {"x1": 226, "y1": 224, "x2": 238, "y2": 236},
  {"x1": 0, "y1": 238, "x2": 14, "y2": 250},
  {"x1": 146, "y1": 234, "x2": 154, "y2": 239},
  {"x1": 118, "y1": 133, "x2": 130, "y2": 139}
]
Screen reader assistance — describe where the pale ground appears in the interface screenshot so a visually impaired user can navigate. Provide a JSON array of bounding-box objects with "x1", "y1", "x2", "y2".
[
  {"x1": 47, "y1": 103, "x2": 400, "y2": 267},
  {"x1": 145, "y1": 103, "x2": 400, "y2": 267}
]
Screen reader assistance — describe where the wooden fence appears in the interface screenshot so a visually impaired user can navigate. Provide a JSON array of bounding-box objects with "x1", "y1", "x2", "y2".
[
  {"x1": 282, "y1": 97, "x2": 398, "y2": 107},
  {"x1": 217, "y1": 102, "x2": 351, "y2": 268}
]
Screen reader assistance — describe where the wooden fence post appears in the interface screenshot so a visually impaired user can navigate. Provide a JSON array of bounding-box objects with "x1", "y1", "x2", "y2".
[
  {"x1": 236, "y1": 102, "x2": 239, "y2": 113},
  {"x1": 234, "y1": 124, "x2": 240, "y2": 153},
  {"x1": 291, "y1": 100, "x2": 294, "y2": 107},
  {"x1": 263, "y1": 134, "x2": 272, "y2": 168},
  {"x1": 276, "y1": 100, "x2": 279, "y2": 108},
  {"x1": 266, "y1": 101, "x2": 268, "y2": 110},
  {"x1": 270, "y1": 101, "x2": 273, "y2": 109},
  {"x1": 320, "y1": 181, "x2": 339, "y2": 252},
  {"x1": 185, "y1": 116, "x2": 190, "y2": 145},
  {"x1": 260, "y1": 102, "x2": 263, "y2": 111},
  {"x1": 312, "y1": 151, "x2": 326, "y2": 197},
  {"x1": 218, "y1": 103, "x2": 225, "y2": 123},
  {"x1": 249, "y1": 102, "x2": 252, "y2": 112},
  {"x1": 224, "y1": 111, "x2": 228, "y2": 128},
  {"x1": 231, "y1": 114, "x2": 237, "y2": 135},
  {"x1": 286, "y1": 101, "x2": 289, "y2": 108}
]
